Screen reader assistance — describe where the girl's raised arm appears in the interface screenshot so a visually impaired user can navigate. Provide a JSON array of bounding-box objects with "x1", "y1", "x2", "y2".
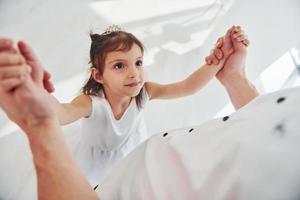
[
  {"x1": 145, "y1": 63, "x2": 221, "y2": 100},
  {"x1": 50, "y1": 94, "x2": 92, "y2": 125}
]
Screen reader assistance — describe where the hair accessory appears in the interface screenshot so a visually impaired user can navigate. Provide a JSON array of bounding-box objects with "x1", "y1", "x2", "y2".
[{"x1": 101, "y1": 24, "x2": 122, "y2": 35}]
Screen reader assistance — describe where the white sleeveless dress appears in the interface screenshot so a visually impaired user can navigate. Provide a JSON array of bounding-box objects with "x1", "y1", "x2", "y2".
[{"x1": 71, "y1": 90, "x2": 149, "y2": 187}]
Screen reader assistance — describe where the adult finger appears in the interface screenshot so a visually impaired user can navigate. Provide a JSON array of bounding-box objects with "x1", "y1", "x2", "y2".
[
  {"x1": 225, "y1": 26, "x2": 234, "y2": 40},
  {"x1": 1, "y1": 49, "x2": 18, "y2": 54},
  {"x1": 43, "y1": 79, "x2": 55, "y2": 93},
  {"x1": 232, "y1": 31, "x2": 245, "y2": 39},
  {"x1": 43, "y1": 69, "x2": 55, "y2": 93},
  {"x1": 234, "y1": 35, "x2": 248, "y2": 42},
  {"x1": 0, "y1": 77, "x2": 26, "y2": 92},
  {"x1": 231, "y1": 27, "x2": 244, "y2": 35},
  {"x1": 18, "y1": 40, "x2": 44, "y2": 83},
  {"x1": 0, "y1": 38, "x2": 14, "y2": 51},
  {"x1": 213, "y1": 48, "x2": 224, "y2": 59},
  {"x1": 43, "y1": 69, "x2": 51, "y2": 80},
  {"x1": 242, "y1": 39, "x2": 250, "y2": 47},
  {"x1": 0, "y1": 65, "x2": 31, "y2": 80},
  {"x1": 215, "y1": 37, "x2": 223, "y2": 48},
  {"x1": 231, "y1": 26, "x2": 242, "y2": 34},
  {"x1": 234, "y1": 25, "x2": 241, "y2": 31},
  {"x1": 17, "y1": 40, "x2": 38, "y2": 62},
  {"x1": 0, "y1": 52, "x2": 25, "y2": 66}
]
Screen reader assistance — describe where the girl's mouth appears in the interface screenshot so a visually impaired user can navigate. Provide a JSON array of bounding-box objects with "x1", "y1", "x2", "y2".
[{"x1": 125, "y1": 82, "x2": 140, "y2": 87}]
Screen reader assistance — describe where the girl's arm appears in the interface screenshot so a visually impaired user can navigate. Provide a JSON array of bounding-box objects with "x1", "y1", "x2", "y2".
[
  {"x1": 50, "y1": 94, "x2": 92, "y2": 125},
  {"x1": 145, "y1": 63, "x2": 221, "y2": 100}
]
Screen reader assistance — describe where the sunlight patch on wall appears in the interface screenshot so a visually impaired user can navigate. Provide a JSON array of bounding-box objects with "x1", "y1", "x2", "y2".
[
  {"x1": 88, "y1": 0, "x2": 226, "y2": 24},
  {"x1": 260, "y1": 52, "x2": 295, "y2": 93}
]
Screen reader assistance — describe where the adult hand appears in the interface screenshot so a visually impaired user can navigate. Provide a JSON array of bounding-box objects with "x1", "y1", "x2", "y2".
[
  {"x1": 0, "y1": 39, "x2": 57, "y2": 133},
  {"x1": 205, "y1": 26, "x2": 235, "y2": 66},
  {"x1": 205, "y1": 26, "x2": 258, "y2": 109},
  {"x1": 216, "y1": 26, "x2": 250, "y2": 84}
]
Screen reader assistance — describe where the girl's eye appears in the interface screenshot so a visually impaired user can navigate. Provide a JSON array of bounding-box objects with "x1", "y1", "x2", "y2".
[
  {"x1": 114, "y1": 63, "x2": 124, "y2": 70},
  {"x1": 136, "y1": 60, "x2": 143, "y2": 67}
]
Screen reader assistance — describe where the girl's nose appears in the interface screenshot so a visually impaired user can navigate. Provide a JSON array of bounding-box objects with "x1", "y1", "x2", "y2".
[{"x1": 128, "y1": 66, "x2": 138, "y2": 78}]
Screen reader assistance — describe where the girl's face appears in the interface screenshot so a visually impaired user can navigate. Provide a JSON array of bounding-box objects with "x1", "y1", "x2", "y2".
[{"x1": 99, "y1": 43, "x2": 145, "y2": 98}]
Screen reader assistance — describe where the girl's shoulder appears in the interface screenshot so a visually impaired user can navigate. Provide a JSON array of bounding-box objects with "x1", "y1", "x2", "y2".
[
  {"x1": 144, "y1": 82, "x2": 155, "y2": 100},
  {"x1": 79, "y1": 94, "x2": 110, "y2": 108},
  {"x1": 72, "y1": 94, "x2": 93, "y2": 103},
  {"x1": 72, "y1": 94, "x2": 106, "y2": 119},
  {"x1": 142, "y1": 85, "x2": 150, "y2": 103},
  {"x1": 70, "y1": 94, "x2": 94, "y2": 112}
]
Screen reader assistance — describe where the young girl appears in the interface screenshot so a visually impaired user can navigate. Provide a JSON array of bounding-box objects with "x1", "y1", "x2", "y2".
[{"x1": 46, "y1": 25, "x2": 249, "y2": 188}]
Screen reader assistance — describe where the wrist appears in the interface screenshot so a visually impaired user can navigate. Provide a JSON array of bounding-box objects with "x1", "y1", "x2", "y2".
[
  {"x1": 24, "y1": 118, "x2": 66, "y2": 169},
  {"x1": 23, "y1": 117, "x2": 60, "y2": 138},
  {"x1": 222, "y1": 76, "x2": 249, "y2": 92},
  {"x1": 218, "y1": 70, "x2": 246, "y2": 87},
  {"x1": 221, "y1": 74, "x2": 258, "y2": 98},
  {"x1": 204, "y1": 63, "x2": 223, "y2": 75}
]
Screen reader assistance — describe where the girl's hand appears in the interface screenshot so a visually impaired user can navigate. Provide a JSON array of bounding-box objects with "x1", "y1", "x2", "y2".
[{"x1": 205, "y1": 26, "x2": 249, "y2": 67}]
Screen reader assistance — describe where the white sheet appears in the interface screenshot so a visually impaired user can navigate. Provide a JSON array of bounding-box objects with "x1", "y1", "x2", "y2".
[{"x1": 98, "y1": 86, "x2": 300, "y2": 200}]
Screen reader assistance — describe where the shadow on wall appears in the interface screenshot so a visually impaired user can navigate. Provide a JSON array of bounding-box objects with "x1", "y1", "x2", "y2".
[{"x1": 0, "y1": 0, "x2": 233, "y2": 137}]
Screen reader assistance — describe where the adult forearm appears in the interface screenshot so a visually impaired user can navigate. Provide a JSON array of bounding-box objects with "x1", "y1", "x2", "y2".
[
  {"x1": 220, "y1": 73, "x2": 259, "y2": 110},
  {"x1": 26, "y1": 120, "x2": 99, "y2": 200}
]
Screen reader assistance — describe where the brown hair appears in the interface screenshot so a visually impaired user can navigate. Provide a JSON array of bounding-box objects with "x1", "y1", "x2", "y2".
[{"x1": 82, "y1": 30, "x2": 146, "y2": 109}]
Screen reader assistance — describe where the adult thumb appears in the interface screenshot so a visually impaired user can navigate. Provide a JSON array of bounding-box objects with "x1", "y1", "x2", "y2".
[
  {"x1": 17, "y1": 40, "x2": 39, "y2": 62},
  {"x1": 17, "y1": 40, "x2": 43, "y2": 83}
]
